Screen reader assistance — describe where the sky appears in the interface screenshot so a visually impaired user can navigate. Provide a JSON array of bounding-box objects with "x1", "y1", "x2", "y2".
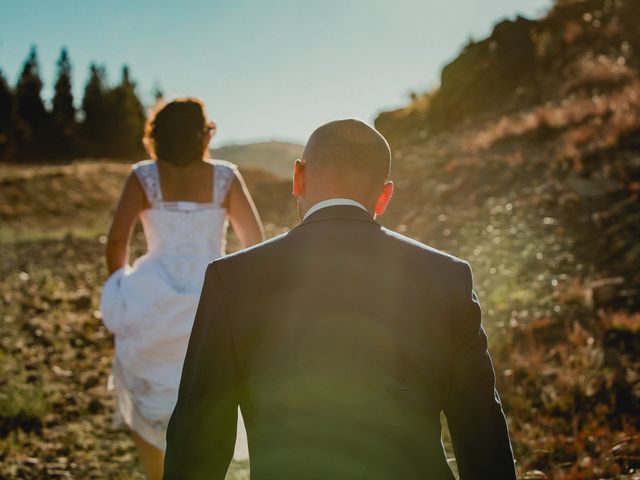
[{"x1": 0, "y1": 0, "x2": 552, "y2": 146}]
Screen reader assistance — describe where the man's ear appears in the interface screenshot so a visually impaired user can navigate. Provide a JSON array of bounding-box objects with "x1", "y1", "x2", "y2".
[
  {"x1": 292, "y1": 159, "x2": 305, "y2": 197},
  {"x1": 374, "y1": 180, "x2": 394, "y2": 217}
]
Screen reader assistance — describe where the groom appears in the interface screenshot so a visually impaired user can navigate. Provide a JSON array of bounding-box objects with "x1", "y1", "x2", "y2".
[{"x1": 164, "y1": 119, "x2": 516, "y2": 479}]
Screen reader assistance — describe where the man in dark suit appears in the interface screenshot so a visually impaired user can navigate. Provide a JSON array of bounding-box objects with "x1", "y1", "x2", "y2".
[{"x1": 164, "y1": 119, "x2": 516, "y2": 479}]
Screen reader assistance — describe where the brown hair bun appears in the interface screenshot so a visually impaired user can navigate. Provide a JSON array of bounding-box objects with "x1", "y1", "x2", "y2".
[{"x1": 143, "y1": 97, "x2": 211, "y2": 166}]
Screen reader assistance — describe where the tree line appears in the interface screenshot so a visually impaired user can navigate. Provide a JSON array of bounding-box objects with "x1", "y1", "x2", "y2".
[{"x1": 0, "y1": 46, "x2": 155, "y2": 161}]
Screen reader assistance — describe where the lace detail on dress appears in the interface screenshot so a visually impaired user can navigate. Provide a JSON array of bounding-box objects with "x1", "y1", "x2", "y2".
[
  {"x1": 213, "y1": 160, "x2": 237, "y2": 207},
  {"x1": 129, "y1": 160, "x2": 238, "y2": 291},
  {"x1": 133, "y1": 160, "x2": 162, "y2": 205}
]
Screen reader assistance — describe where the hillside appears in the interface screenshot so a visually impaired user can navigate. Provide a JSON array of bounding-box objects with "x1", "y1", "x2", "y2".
[
  {"x1": 211, "y1": 141, "x2": 303, "y2": 179},
  {"x1": 375, "y1": 0, "x2": 640, "y2": 477},
  {"x1": 376, "y1": 0, "x2": 640, "y2": 303}
]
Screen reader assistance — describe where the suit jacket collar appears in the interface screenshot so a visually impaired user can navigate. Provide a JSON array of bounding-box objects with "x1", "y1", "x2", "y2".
[{"x1": 298, "y1": 204, "x2": 379, "y2": 228}]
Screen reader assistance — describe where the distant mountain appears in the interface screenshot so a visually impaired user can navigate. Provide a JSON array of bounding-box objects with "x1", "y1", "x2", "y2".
[{"x1": 211, "y1": 141, "x2": 304, "y2": 179}]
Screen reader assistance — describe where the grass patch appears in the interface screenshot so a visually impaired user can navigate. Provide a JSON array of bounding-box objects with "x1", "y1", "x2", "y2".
[{"x1": 0, "y1": 373, "x2": 49, "y2": 437}]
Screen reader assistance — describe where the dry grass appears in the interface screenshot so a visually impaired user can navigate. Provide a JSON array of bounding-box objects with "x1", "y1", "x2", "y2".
[{"x1": 469, "y1": 80, "x2": 640, "y2": 165}]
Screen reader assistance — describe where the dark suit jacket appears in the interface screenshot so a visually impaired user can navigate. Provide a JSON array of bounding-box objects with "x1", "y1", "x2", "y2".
[{"x1": 164, "y1": 205, "x2": 516, "y2": 480}]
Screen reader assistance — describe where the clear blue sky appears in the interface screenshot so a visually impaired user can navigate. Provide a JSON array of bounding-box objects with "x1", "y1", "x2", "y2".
[{"x1": 1, "y1": 0, "x2": 551, "y2": 145}]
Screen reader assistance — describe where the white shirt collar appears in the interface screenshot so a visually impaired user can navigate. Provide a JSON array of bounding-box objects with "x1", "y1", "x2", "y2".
[{"x1": 303, "y1": 198, "x2": 369, "y2": 221}]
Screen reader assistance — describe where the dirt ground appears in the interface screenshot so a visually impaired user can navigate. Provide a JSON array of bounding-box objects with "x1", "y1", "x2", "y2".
[{"x1": 1, "y1": 160, "x2": 638, "y2": 479}]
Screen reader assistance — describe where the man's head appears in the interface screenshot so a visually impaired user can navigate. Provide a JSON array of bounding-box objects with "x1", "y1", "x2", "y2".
[{"x1": 293, "y1": 119, "x2": 394, "y2": 219}]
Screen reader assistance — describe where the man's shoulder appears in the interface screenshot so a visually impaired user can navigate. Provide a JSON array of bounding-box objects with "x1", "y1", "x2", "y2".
[
  {"x1": 208, "y1": 225, "x2": 472, "y2": 282},
  {"x1": 381, "y1": 226, "x2": 467, "y2": 266},
  {"x1": 208, "y1": 231, "x2": 290, "y2": 274}
]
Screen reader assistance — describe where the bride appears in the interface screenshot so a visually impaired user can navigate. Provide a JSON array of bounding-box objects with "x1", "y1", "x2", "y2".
[{"x1": 100, "y1": 98, "x2": 264, "y2": 479}]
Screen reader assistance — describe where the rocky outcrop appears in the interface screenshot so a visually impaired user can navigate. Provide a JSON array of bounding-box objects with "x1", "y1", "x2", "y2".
[
  {"x1": 376, "y1": 0, "x2": 640, "y2": 134},
  {"x1": 428, "y1": 16, "x2": 536, "y2": 127}
]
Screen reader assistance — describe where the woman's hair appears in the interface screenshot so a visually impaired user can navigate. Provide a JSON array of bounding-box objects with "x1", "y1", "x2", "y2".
[{"x1": 143, "y1": 97, "x2": 211, "y2": 166}]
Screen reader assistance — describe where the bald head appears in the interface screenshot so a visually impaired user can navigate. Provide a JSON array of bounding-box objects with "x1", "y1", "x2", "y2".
[
  {"x1": 302, "y1": 119, "x2": 391, "y2": 190},
  {"x1": 293, "y1": 119, "x2": 394, "y2": 220}
]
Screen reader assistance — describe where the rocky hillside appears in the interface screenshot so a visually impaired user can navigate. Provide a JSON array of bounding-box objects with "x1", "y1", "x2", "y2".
[
  {"x1": 374, "y1": 0, "x2": 639, "y2": 477},
  {"x1": 377, "y1": 0, "x2": 640, "y2": 133},
  {"x1": 376, "y1": 0, "x2": 639, "y2": 295}
]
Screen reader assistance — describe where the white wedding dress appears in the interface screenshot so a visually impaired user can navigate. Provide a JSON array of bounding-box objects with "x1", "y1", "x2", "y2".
[{"x1": 100, "y1": 159, "x2": 249, "y2": 458}]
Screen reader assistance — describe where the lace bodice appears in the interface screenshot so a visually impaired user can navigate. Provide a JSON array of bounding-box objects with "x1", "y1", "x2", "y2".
[{"x1": 132, "y1": 159, "x2": 236, "y2": 291}]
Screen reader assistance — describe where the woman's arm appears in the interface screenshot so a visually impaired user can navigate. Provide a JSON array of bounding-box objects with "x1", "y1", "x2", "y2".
[
  {"x1": 105, "y1": 171, "x2": 146, "y2": 274},
  {"x1": 227, "y1": 170, "x2": 265, "y2": 248}
]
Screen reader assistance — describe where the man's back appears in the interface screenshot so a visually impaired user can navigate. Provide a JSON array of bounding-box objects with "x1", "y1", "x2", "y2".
[{"x1": 165, "y1": 205, "x2": 515, "y2": 479}]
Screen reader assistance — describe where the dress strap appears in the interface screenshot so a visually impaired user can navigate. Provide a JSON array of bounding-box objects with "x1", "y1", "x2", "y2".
[
  {"x1": 213, "y1": 161, "x2": 237, "y2": 207},
  {"x1": 133, "y1": 161, "x2": 163, "y2": 205}
]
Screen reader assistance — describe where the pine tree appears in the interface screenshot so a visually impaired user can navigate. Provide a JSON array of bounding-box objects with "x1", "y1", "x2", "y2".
[
  {"x1": 107, "y1": 65, "x2": 146, "y2": 158},
  {"x1": 15, "y1": 46, "x2": 49, "y2": 156},
  {"x1": 0, "y1": 69, "x2": 15, "y2": 159},
  {"x1": 51, "y1": 48, "x2": 76, "y2": 156},
  {"x1": 80, "y1": 63, "x2": 109, "y2": 156}
]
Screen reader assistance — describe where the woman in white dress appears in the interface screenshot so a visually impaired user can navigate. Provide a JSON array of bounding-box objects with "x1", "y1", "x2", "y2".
[{"x1": 100, "y1": 98, "x2": 264, "y2": 479}]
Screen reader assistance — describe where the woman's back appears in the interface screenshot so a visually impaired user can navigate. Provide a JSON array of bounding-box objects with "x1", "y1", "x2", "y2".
[{"x1": 153, "y1": 159, "x2": 215, "y2": 204}]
